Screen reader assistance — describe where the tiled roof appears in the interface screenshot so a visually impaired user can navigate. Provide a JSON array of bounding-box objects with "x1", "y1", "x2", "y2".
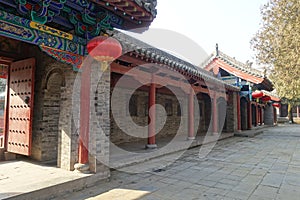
[
  {"x1": 98, "y1": 0, "x2": 157, "y2": 21},
  {"x1": 202, "y1": 50, "x2": 265, "y2": 78},
  {"x1": 134, "y1": 0, "x2": 157, "y2": 17},
  {"x1": 202, "y1": 50, "x2": 273, "y2": 91},
  {"x1": 110, "y1": 30, "x2": 240, "y2": 91},
  {"x1": 261, "y1": 90, "x2": 281, "y2": 102}
]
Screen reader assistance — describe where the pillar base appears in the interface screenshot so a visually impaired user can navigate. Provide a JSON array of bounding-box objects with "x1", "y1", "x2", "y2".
[
  {"x1": 187, "y1": 136, "x2": 195, "y2": 140},
  {"x1": 145, "y1": 144, "x2": 157, "y2": 149},
  {"x1": 74, "y1": 163, "x2": 90, "y2": 173}
]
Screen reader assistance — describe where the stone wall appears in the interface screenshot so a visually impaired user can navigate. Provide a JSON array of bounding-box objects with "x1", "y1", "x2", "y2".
[
  {"x1": 240, "y1": 97, "x2": 248, "y2": 130},
  {"x1": 89, "y1": 61, "x2": 110, "y2": 175},
  {"x1": 109, "y1": 83, "x2": 236, "y2": 144},
  {"x1": 29, "y1": 49, "x2": 110, "y2": 174},
  {"x1": 28, "y1": 48, "x2": 79, "y2": 170},
  {"x1": 264, "y1": 103, "x2": 274, "y2": 125},
  {"x1": 225, "y1": 92, "x2": 236, "y2": 133},
  {"x1": 197, "y1": 93, "x2": 211, "y2": 134},
  {"x1": 110, "y1": 88, "x2": 188, "y2": 145}
]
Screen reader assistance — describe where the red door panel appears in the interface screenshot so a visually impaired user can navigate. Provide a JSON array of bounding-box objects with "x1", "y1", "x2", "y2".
[{"x1": 7, "y1": 58, "x2": 35, "y2": 156}]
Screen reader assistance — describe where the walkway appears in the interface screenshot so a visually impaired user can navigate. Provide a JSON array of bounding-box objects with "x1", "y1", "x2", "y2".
[{"x1": 59, "y1": 124, "x2": 300, "y2": 200}]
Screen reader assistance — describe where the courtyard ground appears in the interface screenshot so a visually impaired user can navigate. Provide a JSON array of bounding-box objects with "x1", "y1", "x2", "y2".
[{"x1": 59, "y1": 124, "x2": 300, "y2": 200}]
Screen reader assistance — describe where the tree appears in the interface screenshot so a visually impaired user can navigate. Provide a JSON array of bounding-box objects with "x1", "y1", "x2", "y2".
[{"x1": 251, "y1": 0, "x2": 300, "y2": 122}]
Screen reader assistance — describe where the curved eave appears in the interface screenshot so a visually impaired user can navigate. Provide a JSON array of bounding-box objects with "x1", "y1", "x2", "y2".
[
  {"x1": 92, "y1": 0, "x2": 157, "y2": 30},
  {"x1": 261, "y1": 78, "x2": 274, "y2": 92}
]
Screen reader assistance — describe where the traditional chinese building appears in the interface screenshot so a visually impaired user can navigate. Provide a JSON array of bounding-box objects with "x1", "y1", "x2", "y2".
[
  {"x1": 0, "y1": 0, "x2": 253, "y2": 178},
  {"x1": 0, "y1": 0, "x2": 157, "y2": 176},
  {"x1": 109, "y1": 31, "x2": 241, "y2": 152},
  {"x1": 203, "y1": 46, "x2": 280, "y2": 131}
]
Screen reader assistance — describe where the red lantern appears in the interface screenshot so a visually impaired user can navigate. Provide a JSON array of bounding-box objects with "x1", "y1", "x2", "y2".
[
  {"x1": 252, "y1": 91, "x2": 264, "y2": 98},
  {"x1": 87, "y1": 36, "x2": 122, "y2": 62},
  {"x1": 261, "y1": 96, "x2": 271, "y2": 102},
  {"x1": 273, "y1": 103, "x2": 281, "y2": 108}
]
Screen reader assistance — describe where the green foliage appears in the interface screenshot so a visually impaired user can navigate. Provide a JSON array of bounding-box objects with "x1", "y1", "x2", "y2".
[{"x1": 251, "y1": 0, "x2": 300, "y2": 102}]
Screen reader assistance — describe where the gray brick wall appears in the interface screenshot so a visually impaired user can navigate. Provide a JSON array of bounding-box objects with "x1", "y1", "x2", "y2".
[
  {"x1": 264, "y1": 103, "x2": 274, "y2": 125},
  {"x1": 110, "y1": 83, "x2": 236, "y2": 144},
  {"x1": 26, "y1": 48, "x2": 79, "y2": 170},
  {"x1": 110, "y1": 88, "x2": 187, "y2": 144},
  {"x1": 89, "y1": 61, "x2": 110, "y2": 175}
]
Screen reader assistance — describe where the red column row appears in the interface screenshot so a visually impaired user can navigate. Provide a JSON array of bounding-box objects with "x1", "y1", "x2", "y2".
[{"x1": 237, "y1": 93, "x2": 241, "y2": 131}]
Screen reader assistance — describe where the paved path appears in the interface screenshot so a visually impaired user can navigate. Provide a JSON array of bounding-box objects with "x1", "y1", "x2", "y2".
[{"x1": 60, "y1": 124, "x2": 300, "y2": 200}]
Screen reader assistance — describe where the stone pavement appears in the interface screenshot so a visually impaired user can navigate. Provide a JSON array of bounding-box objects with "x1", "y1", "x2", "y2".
[
  {"x1": 0, "y1": 160, "x2": 92, "y2": 200},
  {"x1": 58, "y1": 124, "x2": 300, "y2": 200}
]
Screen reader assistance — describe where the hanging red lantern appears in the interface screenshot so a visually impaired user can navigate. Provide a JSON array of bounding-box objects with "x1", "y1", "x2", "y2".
[
  {"x1": 261, "y1": 96, "x2": 271, "y2": 102},
  {"x1": 273, "y1": 103, "x2": 281, "y2": 108},
  {"x1": 87, "y1": 36, "x2": 122, "y2": 62},
  {"x1": 252, "y1": 91, "x2": 264, "y2": 98}
]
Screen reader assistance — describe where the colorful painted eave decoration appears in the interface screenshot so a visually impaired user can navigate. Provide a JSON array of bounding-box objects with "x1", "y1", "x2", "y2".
[
  {"x1": 0, "y1": 10, "x2": 85, "y2": 69},
  {"x1": 0, "y1": 0, "x2": 157, "y2": 41},
  {"x1": 40, "y1": 45, "x2": 83, "y2": 71},
  {"x1": 0, "y1": 10, "x2": 86, "y2": 52}
]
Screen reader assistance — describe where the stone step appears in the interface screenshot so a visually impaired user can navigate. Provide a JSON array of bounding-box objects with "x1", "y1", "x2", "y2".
[
  {"x1": 2, "y1": 172, "x2": 108, "y2": 200},
  {"x1": 4, "y1": 152, "x2": 16, "y2": 161}
]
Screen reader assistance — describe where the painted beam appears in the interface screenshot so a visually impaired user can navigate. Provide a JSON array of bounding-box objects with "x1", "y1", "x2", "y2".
[
  {"x1": 0, "y1": 10, "x2": 86, "y2": 54},
  {"x1": 0, "y1": 10, "x2": 85, "y2": 69}
]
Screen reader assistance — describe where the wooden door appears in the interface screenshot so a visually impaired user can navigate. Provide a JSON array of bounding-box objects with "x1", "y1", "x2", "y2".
[{"x1": 6, "y1": 58, "x2": 35, "y2": 156}]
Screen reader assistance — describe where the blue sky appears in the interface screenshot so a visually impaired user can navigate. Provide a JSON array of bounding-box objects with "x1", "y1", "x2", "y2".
[{"x1": 127, "y1": 0, "x2": 269, "y2": 68}]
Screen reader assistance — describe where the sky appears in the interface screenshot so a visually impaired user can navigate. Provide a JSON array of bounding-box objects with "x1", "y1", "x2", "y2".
[{"x1": 125, "y1": 0, "x2": 269, "y2": 68}]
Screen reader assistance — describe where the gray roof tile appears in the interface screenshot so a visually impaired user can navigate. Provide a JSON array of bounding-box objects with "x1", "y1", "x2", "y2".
[{"x1": 110, "y1": 30, "x2": 240, "y2": 91}]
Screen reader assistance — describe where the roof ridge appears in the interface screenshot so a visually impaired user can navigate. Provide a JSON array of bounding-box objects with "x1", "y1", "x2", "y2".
[
  {"x1": 199, "y1": 52, "x2": 216, "y2": 68},
  {"x1": 218, "y1": 51, "x2": 264, "y2": 78}
]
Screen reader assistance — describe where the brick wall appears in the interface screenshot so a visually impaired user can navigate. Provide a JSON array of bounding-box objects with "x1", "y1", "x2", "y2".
[
  {"x1": 225, "y1": 92, "x2": 236, "y2": 133},
  {"x1": 110, "y1": 88, "x2": 187, "y2": 145},
  {"x1": 110, "y1": 83, "x2": 236, "y2": 144},
  {"x1": 89, "y1": 61, "x2": 110, "y2": 175},
  {"x1": 264, "y1": 103, "x2": 274, "y2": 125},
  {"x1": 29, "y1": 49, "x2": 79, "y2": 170}
]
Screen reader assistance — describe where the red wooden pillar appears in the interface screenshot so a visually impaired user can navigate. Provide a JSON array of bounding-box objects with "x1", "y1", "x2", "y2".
[
  {"x1": 247, "y1": 101, "x2": 252, "y2": 129},
  {"x1": 262, "y1": 106, "x2": 264, "y2": 125},
  {"x1": 273, "y1": 107, "x2": 277, "y2": 124},
  {"x1": 188, "y1": 88, "x2": 195, "y2": 140},
  {"x1": 147, "y1": 80, "x2": 157, "y2": 149},
  {"x1": 256, "y1": 103, "x2": 259, "y2": 126},
  {"x1": 257, "y1": 106, "x2": 260, "y2": 125},
  {"x1": 297, "y1": 106, "x2": 299, "y2": 118},
  {"x1": 79, "y1": 64, "x2": 91, "y2": 165},
  {"x1": 237, "y1": 93, "x2": 241, "y2": 131},
  {"x1": 260, "y1": 106, "x2": 263, "y2": 125},
  {"x1": 213, "y1": 94, "x2": 218, "y2": 134}
]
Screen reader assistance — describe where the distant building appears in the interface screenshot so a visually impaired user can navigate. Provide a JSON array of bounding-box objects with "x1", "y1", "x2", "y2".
[{"x1": 203, "y1": 46, "x2": 280, "y2": 130}]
